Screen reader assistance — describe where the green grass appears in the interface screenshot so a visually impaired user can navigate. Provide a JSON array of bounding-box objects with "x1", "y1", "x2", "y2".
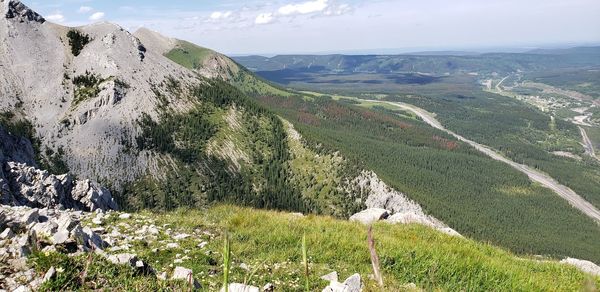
[
  {"x1": 165, "y1": 40, "x2": 214, "y2": 70},
  {"x1": 29, "y1": 252, "x2": 190, "y2": 291},
  {"x1": 165, "y1": 40, "x2": 291, "y2": 97},
  {"x1": 30, "y1": 206, "x2": 600, "y2": 291}
]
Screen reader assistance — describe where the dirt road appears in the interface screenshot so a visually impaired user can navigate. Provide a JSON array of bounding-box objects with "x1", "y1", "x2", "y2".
[
  {"x1": 367, "y1": 99, "x2": 600, "y2": 224},
  {"x1": 495, "y1": 76, "x2": 509, "y2": 92},
  {"x1": 580, "y1": 126, "x2": 598, "y2": 159}
]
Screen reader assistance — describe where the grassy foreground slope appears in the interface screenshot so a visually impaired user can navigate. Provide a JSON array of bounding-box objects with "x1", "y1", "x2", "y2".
[{"x1": 33, "y1": 206, "x2": 599, "y2": 291}]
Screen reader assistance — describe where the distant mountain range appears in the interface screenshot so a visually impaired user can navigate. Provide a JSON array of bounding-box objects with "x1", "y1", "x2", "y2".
[{"x1": 234, "y1": 46, "x2": 600, "y2": 76}]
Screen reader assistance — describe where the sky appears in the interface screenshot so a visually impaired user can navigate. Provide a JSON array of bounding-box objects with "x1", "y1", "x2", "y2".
[{"x1": 28, "y1": 0, "x2": 600, "y2": 55}]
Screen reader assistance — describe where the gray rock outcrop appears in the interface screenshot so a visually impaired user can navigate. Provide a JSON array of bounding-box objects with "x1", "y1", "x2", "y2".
[
  {"x1": 350, "y1": 171, "x2": 460, "y2": 236},
  {"x1": 0, "y1": 205, "x2": 107, "y2": 289},
  {"x1": 349, "y1": 208, "x2": 390, "y2": 225},
  {"x1": 0, "y1": 124, "x2": 37, "y2": 166},
  {"x1": 2, "y1": 161, "x2": 117, "y2": 211},
  {"x1": 560, "y1": 257, "x2": 600, "y2": 276},
  {"x1": 0, "y1": 0, "x2": 205, "y2": 189},
  {"x1": 4, "y1": 0, "x2": 45, "y2": 23}
]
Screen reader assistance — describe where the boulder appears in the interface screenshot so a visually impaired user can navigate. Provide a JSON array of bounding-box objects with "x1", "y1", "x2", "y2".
[
  {"x1": 56, "y1": 214, "x2": 79, "y2": 231},
  {"x1": 263, "y1": 283, "x2": 275, "y2": 292},
  {"x1": 322, "y1": 273, "x2": 362, "y2": 292},
  {"x1": 52, "y1": 229, "x2": 70, "y2": 245},
  {"x1": 166, "y1": 242, "x2": 179, "y2": 249},
  {"x1": 107, "y1": 253, "x2": 154, "y2": 275},
  {"x1": 108, "y1": 253, "x2": 138, "y2": 265},
  {"x1": 30, "y1": 221, "x2": 58, "y2": 238},
  {"x1": 92, "y1": 217, "x2": 103, "y2": 225},
  {"x1": 12, "y1": 285, "x2": 31, "y2": 292},
  {"x1": 119, "y1": 213, "x2": 131, "y2": 219},
  {"x1": 172, "y1": 266, "x2": 200, "y2": 288},
  {"x1": 14, "y1": 234, "x2": 31, "y2": 257},
  {"x1": 82, "y1": 226, "x2": 106, "y2": 248},
  {"x1": 349, "y1": 208, "x2": 390, "y2": 225},
  {"x1": 239, "y1": 262, "x2": 250, "y2": 271},
  {"x1": 0, "y1": 227, "x2": 15, "y2": 240},
  {"x1": 172, "y1": 266, "x2": 193, "y2": 280},
  {"x1": 72, "y1": 180, "x2": 118, "y2": 212},
  {"x1": 343, "y1": 274, "x2": 361, "y2": 291},
  {"x1": 42, "y1": 266, "x2": 56, "y2": 283},
  {"x1": 386, "y1": 212, "x2": 435, "y2": 227},
  {"x1": 561, "y1": 258, "x2": 600, "y2": 276},
  {"x1": 148, "y1": 225, "x2": 159, "y2": 235},
  {"x1": 22, "y1": 208, "x2": 39, "y2": 225},
  {"x1": 322, "y1": 282, "x2": 347, "y2": 292},
  {"x1": 0, "y1": 210, "x2": 7, "y2": 226},
  {"x1": 321, "y1": 271, "x2": 338, "y2": 282},
  {"x1": 173, "y1": 233, "x2": 190, "y2": 240}
]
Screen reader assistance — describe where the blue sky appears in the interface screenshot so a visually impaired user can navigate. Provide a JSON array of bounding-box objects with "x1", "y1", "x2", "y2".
[{"x1": 28, "y1": 0, "x2": 600, "y2": 55}]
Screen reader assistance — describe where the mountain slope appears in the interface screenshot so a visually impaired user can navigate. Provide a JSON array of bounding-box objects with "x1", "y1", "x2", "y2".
[
  {"x1": 0, "y1": 1, "x2": 201, "y2": 186},
  {"x1": 0, "y1": 1, "x2": 452, "y2": 230},
  {"x1": 135, "y1": 29, "x2": 291, "y2": 97},
  {"x1": 0, "y1": 1, "x2": 299, "y2": 210}
]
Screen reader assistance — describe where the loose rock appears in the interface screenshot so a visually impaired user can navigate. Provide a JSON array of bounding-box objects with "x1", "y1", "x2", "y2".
[
  {"x1": 349, "y1": 208, "x2": 390, "y2": 225},
  {"x1": 172, "y1": 266, "x2": 200, "y2": 288}
]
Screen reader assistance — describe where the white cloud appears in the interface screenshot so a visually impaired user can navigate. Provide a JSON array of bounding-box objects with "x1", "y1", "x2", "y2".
[
  {"x1": 46, "y1": 13, "x2": 65, "y2": 23},
  {"x1": 89, "y1": 12, "x2": 105, "y2": 21},
  {"x1": 323, "y1": 3, "x2": 352, "y2": 16},
  {"x1": 78, "y1": 6, "x2": 93, "y2": 14},
  {"x1": 210, "y1": 11, "x2": 233, "y2": 20},
  {"x1": 278, "y1": 0, "x2": 328, "y2": 15},
  {"x1": 253, "y1": 0, "x2": 350, "y2": 26},
  {"x1": 255, "y1": 13, "x2": 274, "y2": 24}
]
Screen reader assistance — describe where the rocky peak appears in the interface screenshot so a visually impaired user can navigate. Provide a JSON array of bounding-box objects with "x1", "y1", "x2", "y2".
[{"x1": 3, "y1": 0, "x2": 45, "y2": 23}]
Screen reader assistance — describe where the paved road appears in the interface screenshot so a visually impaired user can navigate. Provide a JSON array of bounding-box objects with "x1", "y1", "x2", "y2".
[
  {"x1": 579, "y1": 126, "x2": 597, "y2": 159},
  {"x1": 367, "y1": 99, "x2": 600, "y2": 224}
]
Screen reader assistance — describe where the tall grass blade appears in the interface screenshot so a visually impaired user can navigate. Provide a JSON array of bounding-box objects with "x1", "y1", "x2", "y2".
[
  {"x1": 368, "y1": 225, "x2": 384, "y2": 289},
  {"x1": 302, "y1": 232, "x2": 309, "y2": 292},
  {"x1": 223, "y1": 232, "x2": 231, "y2": 292}
]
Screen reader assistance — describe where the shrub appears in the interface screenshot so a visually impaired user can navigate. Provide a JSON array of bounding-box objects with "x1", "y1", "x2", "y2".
[{"x1": 67, "y1": 30, "x2": 91, "y2": 56}]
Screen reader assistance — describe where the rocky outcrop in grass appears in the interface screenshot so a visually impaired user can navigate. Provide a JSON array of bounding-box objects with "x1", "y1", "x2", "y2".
[{"x1": 1, "y1": 162, "x2": 117, "y2": 211}]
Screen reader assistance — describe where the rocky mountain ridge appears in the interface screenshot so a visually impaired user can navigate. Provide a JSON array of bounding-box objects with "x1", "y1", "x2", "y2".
[{"x1": 0, "y1": 0, "x2": 199, "y2": 187}]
